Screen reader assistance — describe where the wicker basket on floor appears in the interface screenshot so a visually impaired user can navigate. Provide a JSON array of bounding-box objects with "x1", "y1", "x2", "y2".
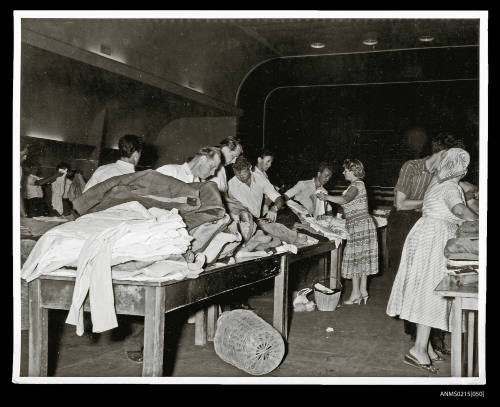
[
  {"x1": 314, "y1": 280, "x2": 342, "y2": 311},
  {"x1": 213, "y1": 309, "x2": 285, "y2": 375}
]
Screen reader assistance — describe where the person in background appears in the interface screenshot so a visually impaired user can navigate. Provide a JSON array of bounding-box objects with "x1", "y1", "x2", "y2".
[
  {"x1": 20, "y1": 141, "x2": 30, "y2": 217},
  {"x1": 284, "y1": 162, "x2": 334, "y2": 218},
  {"x1": 51, "y1": 162, "x2": 73, "y2": 216},
  {"x1": 156, "y1": 146, "x2": 221, "y2": 182},
  {"x1": 386, "y1": 148, "x2": 478, "y2": 373},
  {"x1": 387, "y1": 131, "x2": 465, "y2": 353},
  {"x1": 209, "y1": 136, "x2": 243, "y2": 193},
  {"x1": 83, "y1": 134, "x2": 143, "y2": 192},
  {"x1": 317, "y1": 159, "x2": 378, "y2": 304},
  {"x1": 23, "y1": 160, "x2": 68, "y2": 217},
  {"x1": 253, "y1": 148, "x2": 277, "y2": 218}
]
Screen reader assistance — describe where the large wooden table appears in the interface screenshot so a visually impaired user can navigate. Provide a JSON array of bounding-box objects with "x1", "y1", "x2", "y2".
[
  {"x1": 434, "y1": 275, "x2": 478, "y2": 377},
  {"x1": 27, "y1": 241, "x2": 340, "y2": 377}
]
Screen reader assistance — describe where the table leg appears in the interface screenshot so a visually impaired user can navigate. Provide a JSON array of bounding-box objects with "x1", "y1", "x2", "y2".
[
  {"x1": 194, "y1": 308, "x2": 208, "y2": 345},
  {"x1": 28, "y1": 278, "x2": 48, "y2": 377},
  {"x1": 467, "y1": 311, "x2": 475, "y2": 377},
  {"x1": 142, "y1": 286, "x2": 166, "y2": 377},
  {"x1": 273, "y1": 255, "x2": 289, "y2": 340},
  {"x1": 207, "y1": 305, "x2": 219, "y2": 342},
  {"x1": 451, "y1": 297, "x2": 463, "y2": 377},
  {"x1": 381, "y1": 227, "x2": 389, "y2": 272},
  {"x1": 329, "y1": 249, "x2": 339, "y2": 289}
]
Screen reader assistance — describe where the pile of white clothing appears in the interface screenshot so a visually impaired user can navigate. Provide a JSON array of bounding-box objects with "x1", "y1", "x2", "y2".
[{"x1": 21, "y1": 201, "x2": 193, "y2": 335}]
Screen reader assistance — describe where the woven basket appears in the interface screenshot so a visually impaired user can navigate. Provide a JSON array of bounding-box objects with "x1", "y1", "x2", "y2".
[
  {"x1": 314, "y1": 280, "x2": 342, "y2": 311},
  {"x1": 213, "y1": 310, "x2": 285, "y2": 375}
]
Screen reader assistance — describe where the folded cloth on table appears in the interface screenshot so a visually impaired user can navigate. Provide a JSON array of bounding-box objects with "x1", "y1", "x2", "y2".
[
  {"x1": 72, "y1": 170, "x2": 227, "y2": 231},
  {"x1": 444, "y1": 237, "x2": 479, "y2": 260},
  {"x1": 446, "y1": 258, "x2": 479, "y2": 269},
  {"x1": 21, "y1": 201, "x2": 193, "y2": 283},
  {"x1": 21, "y1": 217, "x2": 68, "y2": 237},
  {"x1": 456, "y1": 220, "x2": 479, "y2": 238},
  {"x1": 275, "y1": 243, "x2": 298, "y2": 254}
]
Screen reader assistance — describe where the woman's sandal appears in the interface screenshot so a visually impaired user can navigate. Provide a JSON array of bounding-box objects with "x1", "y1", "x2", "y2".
[
  {"x1": 430, "y1": 350, "x2": 446, "y2": 362},
  {"x1": 403, "y1": 352, "x2": 438, "y2": 374}
]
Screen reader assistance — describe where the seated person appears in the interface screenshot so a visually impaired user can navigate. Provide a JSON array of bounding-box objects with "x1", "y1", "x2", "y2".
[
  {"x1": 156, "y1": 146, "x2": 221, "y2": 183},
  {"x1": 228, "y1": 156, "x2": 308, "y2": 249},
  {"x1": 83, "y1": 134, "x2": 143, "y2": 192},
  {"x1": 284, "y1": 162, "x2": 334, "y2": 218}
]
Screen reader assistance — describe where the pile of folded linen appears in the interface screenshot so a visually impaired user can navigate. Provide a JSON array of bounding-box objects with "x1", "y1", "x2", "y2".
[
  {"x1": 444, "y1": 220, "x2": 479, "y2": 261},
  {"x1": 444, "y1": 221, "x2": 479, "y2": 283}
]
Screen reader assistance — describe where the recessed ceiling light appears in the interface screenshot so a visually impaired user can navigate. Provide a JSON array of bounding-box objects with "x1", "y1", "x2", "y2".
[
  {"x1": 362, "y1": 32, "x2": 378, "y2": 46},
  {"x1": 310, "y1": 42, "x2": 325, "y2": 49},
  {"x1": 418, "y1": 35, "x2": 435, "y2": 42},
  {"x1": 362, "y1": 38, "x2": 378, "y2": 46}
]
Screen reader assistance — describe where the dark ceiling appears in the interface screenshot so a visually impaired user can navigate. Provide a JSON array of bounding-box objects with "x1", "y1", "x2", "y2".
[{"x1": 232, "y1": 18, "x2": 479, "y2": 57}]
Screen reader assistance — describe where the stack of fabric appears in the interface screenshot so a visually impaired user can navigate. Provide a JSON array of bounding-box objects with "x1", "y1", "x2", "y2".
[{"x1": 444, "y1": 220, "x2": 479, "y2": 280}]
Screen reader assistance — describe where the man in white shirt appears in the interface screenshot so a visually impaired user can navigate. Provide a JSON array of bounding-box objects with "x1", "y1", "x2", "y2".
[
  {"x1": 156, "y1": 146, "x2": 221, "y2": 183},
  {"x1": 284, "y1": 162, "x2": 334, "y2": 218},
  {"x1": 228, "y1": 156, "x2": 283, "y2": 222},
  {"x1": 209, "y1": 136, "x2": 243, "y2": 193},
  {"x1": 83, "y1": 134, "x2": 143, "y2": 192}
]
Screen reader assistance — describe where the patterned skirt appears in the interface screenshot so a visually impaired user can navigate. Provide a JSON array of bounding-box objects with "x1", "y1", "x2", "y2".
[{"x1": 341, "y1": 214, "x2": 379, "y2": 278}]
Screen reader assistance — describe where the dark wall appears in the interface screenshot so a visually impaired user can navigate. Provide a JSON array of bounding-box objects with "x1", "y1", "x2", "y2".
[
  {"x1": 263, "y1": 81, "x2": 479, "y2": 188},
  {"x1": 21, "y1": 43, "x2": 236, "y2": 179},
  {"x1": 237, "y1": 46, "x2": 480, "y2": 188}
]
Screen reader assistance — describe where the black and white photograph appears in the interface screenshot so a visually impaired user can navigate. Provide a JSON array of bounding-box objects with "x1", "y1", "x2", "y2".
[{"x1": 13, "y1": 10, "x2": 487, "y2": 385}]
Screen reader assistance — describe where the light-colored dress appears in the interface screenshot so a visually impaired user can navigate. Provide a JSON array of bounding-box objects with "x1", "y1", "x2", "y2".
[
  {"x1": 341, "y1": 180, "x2": 379, "y2": 278},
  {"x1": 386, "y1": 180, "x2": 465, "y2": 331}
]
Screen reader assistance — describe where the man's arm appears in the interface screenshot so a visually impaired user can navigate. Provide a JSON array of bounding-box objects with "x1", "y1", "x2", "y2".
[
  {"x1": 35, "y1": 172, "x2": 61, "y2": 186},
  {"x1": 394, "y1": 189, "x2": 423, "y2": 211}
]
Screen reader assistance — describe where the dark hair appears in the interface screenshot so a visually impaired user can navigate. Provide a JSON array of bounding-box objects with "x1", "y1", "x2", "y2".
[
  {"x1": 343, "y1": 159, "x2": 365, "y2": 179},
  {"x1": 232, "y1": 155, "x2": 252, "y2": 172},
  {"x1": 317, "y1": 162, "x2": 333, "y2": 174},
  {"x1": 257, "y1": 148, "x2": 274, "y2": 160},
  {"x1": 118, "y1": 134, "x2": 144, "y2": 158},
  {"x1": 56, "y1": 162, "x2": 71, "y2": 171},
  {"x1": 219, "y1": 136, "x2": 242, "y2": 152},
  {"x1": 431, "y1": 133, "x2": 466, "y2": 153}
]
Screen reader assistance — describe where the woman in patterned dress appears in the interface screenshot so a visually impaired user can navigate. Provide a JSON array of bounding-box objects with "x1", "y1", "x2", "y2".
[
  {"x1": 317, "y1": 159, "x2": 378, "y2": 304},
  {"x1": 386, "y1": 148, "x2": 478, "y2": 373}
]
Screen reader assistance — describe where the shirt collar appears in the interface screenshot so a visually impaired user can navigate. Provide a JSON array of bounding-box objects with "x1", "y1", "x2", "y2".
[
  {"x1": 254, "y1": 166, "x2": 267, "y2": 178},
  {"x1": 419, "y1": 157, "x2": 431, "y2": 173},
  {"x1": 116, "y1": 159, "x2": 135, "y2": 171}
]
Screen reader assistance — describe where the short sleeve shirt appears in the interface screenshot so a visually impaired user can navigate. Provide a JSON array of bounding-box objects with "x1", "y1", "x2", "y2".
[
  {"x1": 83, "y1": 160, "x2": 135, "y2": 192},
  {"x1": 25, "y1": 174, "x2": 43, "y2": 199},
  {"x1": 228, "y1": 172, "x2": 281, "y2": 218},
  {"x1": 285, "y1": 179, "x2": 332, "y2": 216},
  {"x1": 394, "y1": 158, "x2": 433, "y2": 201}
]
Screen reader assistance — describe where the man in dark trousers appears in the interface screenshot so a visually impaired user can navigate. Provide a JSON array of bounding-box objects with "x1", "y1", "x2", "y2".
[{"x1": 387, "y1": 131, "x2": 465, "y2": 354}]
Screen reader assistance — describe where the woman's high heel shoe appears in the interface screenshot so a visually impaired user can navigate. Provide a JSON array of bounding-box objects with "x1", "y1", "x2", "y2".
[
  {"x1": 361, "y1": 295, "x2": 369, "y2": 305},
  {"x1": 344, "y1": 296, "x2": 362, "y2": 305}
]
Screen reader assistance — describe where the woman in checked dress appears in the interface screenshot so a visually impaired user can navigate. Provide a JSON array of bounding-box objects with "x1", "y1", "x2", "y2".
[
  {"x1": 317, "y1": 159, "x2": 379, "y2": 305},
  {"x1": 386, "y1": 148, "x2": 478, "y2": 373}
]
